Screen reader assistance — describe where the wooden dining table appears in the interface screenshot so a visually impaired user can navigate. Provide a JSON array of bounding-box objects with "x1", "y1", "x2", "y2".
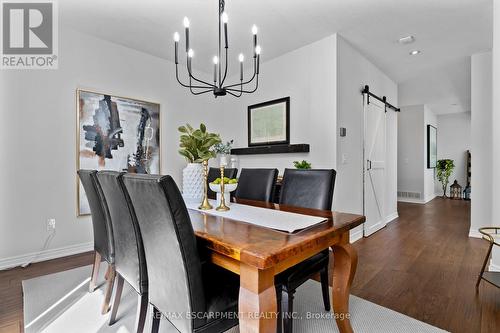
[{"x1": 188, "y1": 198, "x2": 365, "y2": 333}]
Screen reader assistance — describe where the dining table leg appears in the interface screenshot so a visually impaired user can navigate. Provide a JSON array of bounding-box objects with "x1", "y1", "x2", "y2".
[
  {"x1": 238, "y1": 263, "x2": 277, "y2": 333},
  {"x1": 331, "y1": 233, "x2": 358, "y2": 333}
]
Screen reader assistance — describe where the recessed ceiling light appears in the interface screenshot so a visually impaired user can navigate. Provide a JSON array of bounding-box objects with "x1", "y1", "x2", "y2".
[
  {"x1": 409, "y1": 50, "x2": 421, "y2": 55},
  {"x1": 398, "y1": 35, "x2": 415, "y2": 44}
]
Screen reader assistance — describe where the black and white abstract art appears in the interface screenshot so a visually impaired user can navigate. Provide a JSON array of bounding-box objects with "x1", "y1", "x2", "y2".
[{"x1": 77, "y1": 90, "x2": 160, "y2": 215}]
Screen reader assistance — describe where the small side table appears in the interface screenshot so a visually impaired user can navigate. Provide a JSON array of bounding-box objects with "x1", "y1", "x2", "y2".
[{"x1": 476, "y1": 227, "x2": 500, "y2": 290}]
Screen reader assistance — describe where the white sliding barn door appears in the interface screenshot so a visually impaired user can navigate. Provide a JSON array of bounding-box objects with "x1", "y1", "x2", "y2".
[{"x1": 363, "y1": 96, "x2": 387, "y2": 236}]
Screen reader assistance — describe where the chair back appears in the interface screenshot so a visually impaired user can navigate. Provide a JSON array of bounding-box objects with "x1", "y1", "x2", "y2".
[
  {"x1": 96, "y1": 171, "x2": 148, "y2": 295},
  {"x1": 122, "y1": 174, "x2": 205, "y2": 332},
  {"x1": 207, "y1": 167, "x2": 238, "y2": 199},
  {"x1": 234, "y1": 168, "x2": 278, "y2": 202},
  {"x1": 279, "y1": 169, "x2": 336, "y2": 210},
  {"x1": 77, "y1": 170, "x2": 114, "y2": 263}
]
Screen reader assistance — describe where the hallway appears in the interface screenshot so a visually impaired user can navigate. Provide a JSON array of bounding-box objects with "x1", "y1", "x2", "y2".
[{"x1": 346, "y1": 198, "x2": 500, "y2": 332}]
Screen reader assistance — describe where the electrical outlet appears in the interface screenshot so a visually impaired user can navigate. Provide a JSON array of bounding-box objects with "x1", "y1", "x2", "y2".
[{"x1": 47, "y1": 218, "x2": 56, "y2": 231}]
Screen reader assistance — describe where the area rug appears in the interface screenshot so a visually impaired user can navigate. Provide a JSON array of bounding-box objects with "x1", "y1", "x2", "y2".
[{"x1": 22, "y1": 264, "x2": 447, "y2": 333}]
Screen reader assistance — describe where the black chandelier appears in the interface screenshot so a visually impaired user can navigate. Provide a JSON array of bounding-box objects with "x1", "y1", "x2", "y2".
[{"x1": 173, "y1": 0, "x2": 261, "y2": 97}]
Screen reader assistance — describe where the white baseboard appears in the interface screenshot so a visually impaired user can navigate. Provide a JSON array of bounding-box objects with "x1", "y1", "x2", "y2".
[
  {"x1": 398, "y1": 195, "x2": 436, "y2": 204},
  {"x1": 364, "y1": 220, "x2": 386, "y2": 237},
  {"x1": 468, "y1": 228, "x2": 482, "y2": 238},
  {"x1": 350, "y1": 228, "x2": 363, "y2": 243},
  {"x1": 386, "y1": 212, "x2": 399, "y2": 224},
  {"x1": 397, "y1": 197, "x2": 426, "y2": 204},
  {"x1": 489, "y1": 262, "x2": 500, "y2": 272},
  {"x1": 0, "y1": 242, "x2": 93, "y2": 270},
  {"x1": 424, "y1": 193, "x2": 437, "y2": 203}
]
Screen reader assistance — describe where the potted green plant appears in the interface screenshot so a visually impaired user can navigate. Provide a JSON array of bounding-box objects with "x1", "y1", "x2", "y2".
[
  {"x1": 436, "y1": 159, "x2": 455, "y2": 198},
  {"x1": 178, "y1": 123, "x2": 221, "y2": 202},
  {"x1": 293, "y1": 160, "x2": 312, "y2": 169}
]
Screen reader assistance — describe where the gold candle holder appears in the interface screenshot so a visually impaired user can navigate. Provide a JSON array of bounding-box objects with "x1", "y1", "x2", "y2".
[
  {"x1": 216, "y1": 165, "x2": 230, "y2": 211},
  {"x1": 198, "y1": 160, "x2": 213, "y2": 210}
]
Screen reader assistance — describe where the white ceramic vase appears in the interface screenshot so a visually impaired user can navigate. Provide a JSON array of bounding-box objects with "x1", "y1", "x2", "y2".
[{"x1": 182, "y1": 163, "x2": 204, "y2": 202}]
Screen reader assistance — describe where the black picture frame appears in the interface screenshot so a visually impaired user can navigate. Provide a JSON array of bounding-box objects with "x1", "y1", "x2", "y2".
[
  {"x1": 247, "y1": 97, "x2": 290, "y2": 146},
  {"x1": 427, "y1": 124, "x2": 437, "y2": 168}
]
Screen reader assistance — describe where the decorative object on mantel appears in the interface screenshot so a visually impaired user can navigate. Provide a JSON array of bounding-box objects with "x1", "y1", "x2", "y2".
[
  {"x1": 76, "y1": 89, "x2": 160, "y2": 216},
  {"x1": 427, "y1": 124, "x2": 437, "y2": 168},
  {"x1": 231, "y1": 143, "x2": 309, "y2": 155},
  {"x1": 436, "y1": 159, "x2": 455, "y2": 198},
  {"x1": 178, "y1": 123, "x2": 221, "y2": 204},
  {"x1": 172, "y1": 0, "x2": 261, "y2": 97},
  {"x1": 450, "y1": 180, "x2": 462, "y2": 200},
  {"x1": 248, "y1": 97, "x2": 290, "y2": 146},
  {"x1": 293, "y1": 160, "x2": 312, "y2": 169}
]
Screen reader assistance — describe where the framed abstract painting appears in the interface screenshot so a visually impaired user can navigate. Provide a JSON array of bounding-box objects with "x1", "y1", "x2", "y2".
[
  {"x1": 248, "y1": 97, "x2": 290, "y2": 146},
  {"x1": 76, "y1": 89, "x2": 161, "y2": 216}
]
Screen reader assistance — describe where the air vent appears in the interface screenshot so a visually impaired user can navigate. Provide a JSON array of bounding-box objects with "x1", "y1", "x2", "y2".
[{"x1": 397, "y1": 191, "x2": 421, "y2": 199}]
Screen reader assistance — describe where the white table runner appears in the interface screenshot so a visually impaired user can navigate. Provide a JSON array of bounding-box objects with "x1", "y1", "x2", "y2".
[{"x1": 186, "y1": 200, "x2": 326, "y2": 233}]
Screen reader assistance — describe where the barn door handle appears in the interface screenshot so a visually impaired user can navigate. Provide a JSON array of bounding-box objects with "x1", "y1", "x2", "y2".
[{"x1": 367, "y1": 159, "x2": 372, "y2": 170}]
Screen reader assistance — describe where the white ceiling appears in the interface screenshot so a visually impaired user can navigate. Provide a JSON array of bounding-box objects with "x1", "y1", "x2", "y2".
[
  {"x1": 60, "y1": 0, "x2": 492, "y2": 113},
  {"x1": 398, "y1": 57, "x2": 472, "y2": 115}
]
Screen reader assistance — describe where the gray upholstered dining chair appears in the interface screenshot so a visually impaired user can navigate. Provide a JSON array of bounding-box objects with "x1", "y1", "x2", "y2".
[
  {"x1": 233, "y1": 168, "x2": 279, "y2": 202},
  {"x1": 96, "y1": 171, "x2": 149, "y2": 333},
  {"x1": 207, "y1": 167, "x2": 238, "y2": 199},
  {"x1": 77, "y1": 170, "x2": 115, "y2": 315},
  {"x1": 122, "y1": 174, "x2": 240, "y2": 333},
  {"x1": 276, "y1": 168, "x2": 337, "y2": 333}
]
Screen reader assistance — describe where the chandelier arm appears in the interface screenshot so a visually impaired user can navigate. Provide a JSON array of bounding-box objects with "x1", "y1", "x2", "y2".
[
  {"x1": 226, "y1": 90, "x2": 242, "y2": 97},
  {"x1": 190, "y1": 88, "x2": 214, "y2": 95},
  {"x1": 176, "y1": 65, "x2": 212, "y2": 89},
  {"x1": 226, "y1": 75, "x2": 258, "y2": 93},
  {"x1": 189, "y1": 76, "x2": 214, "y2": 95},
  {"x1": 187, "y1": 57, "x2": 217, "y2": 88},
  {"x1": 227, "y1": 81, "x2": 243, "y2": 97},
  {"x1": 224, "y1": 59, "x2": 257, "y2": 88}
]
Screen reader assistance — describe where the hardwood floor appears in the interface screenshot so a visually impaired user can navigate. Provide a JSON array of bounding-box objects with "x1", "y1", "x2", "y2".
[
  {"x1": 344, "y1": 198, "x2": 500, "y2": 333},
  {"x1": 0, "y1": 198, "x2": 498, "y2": 332},
  {"x1": 0, "y1": 251, "x2": 94, "y2": 333}
]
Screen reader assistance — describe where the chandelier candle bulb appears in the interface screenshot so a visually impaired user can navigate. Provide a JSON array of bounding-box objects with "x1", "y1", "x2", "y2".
[
  {"x1": 239, "y1": 53, "x2": 244, "y2": 81},
  {"x1": 213, "y1": 56, "x2": 219, "y2": 83},
  {"x1": 173, "y1": 32, "x2": 180, "y2": 64},
  {"x1": 252, "y1": 25, "x2": 258, "y2": 57},
  {"x1": 187, "y1": 49, "x2": 194, "y2": 71},
  {"x1": 184, "y1": 17, "x2": 190, "y2": 52},
  {"x1": 222, "y1": 12, "x2": 229, "y2": 48}
]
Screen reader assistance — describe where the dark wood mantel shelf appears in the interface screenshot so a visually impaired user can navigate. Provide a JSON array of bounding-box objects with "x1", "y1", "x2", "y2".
[{"x1": 230, "y1": 144, "x2": 310, "y2": 155}]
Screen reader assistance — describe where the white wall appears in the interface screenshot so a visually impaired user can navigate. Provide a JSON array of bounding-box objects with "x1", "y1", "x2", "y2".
[
  {"x1": 0, "y1": 27, "x2": 220, "y2": 267},
  {"x1": 397, "y1": 105, "x2": 437, "y2": 203},
  {"x1": 217, "y1": 35, "x2": 337, "y2": 176},
  {"x1": 336, "y1": 36, "x2": 398, "y2": 239},
  {"x1": 436, "y1": 112, "x2": 471, "y2": 195},
  {"x1": 491, "y1": 0, "x2": 500, "y2": 270},
  {"x1": 423, "y1": 106, "x2": 438, "y2": 201},
  {"x1": 0, "y1": 29, "x2": 400, "y2": 265},
  {"x1": 398, "y1": 105, "x2": 425, "y2": 198},
  {"x1": 470, "y1": 52, "x2": 492, "y2": 240}
]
